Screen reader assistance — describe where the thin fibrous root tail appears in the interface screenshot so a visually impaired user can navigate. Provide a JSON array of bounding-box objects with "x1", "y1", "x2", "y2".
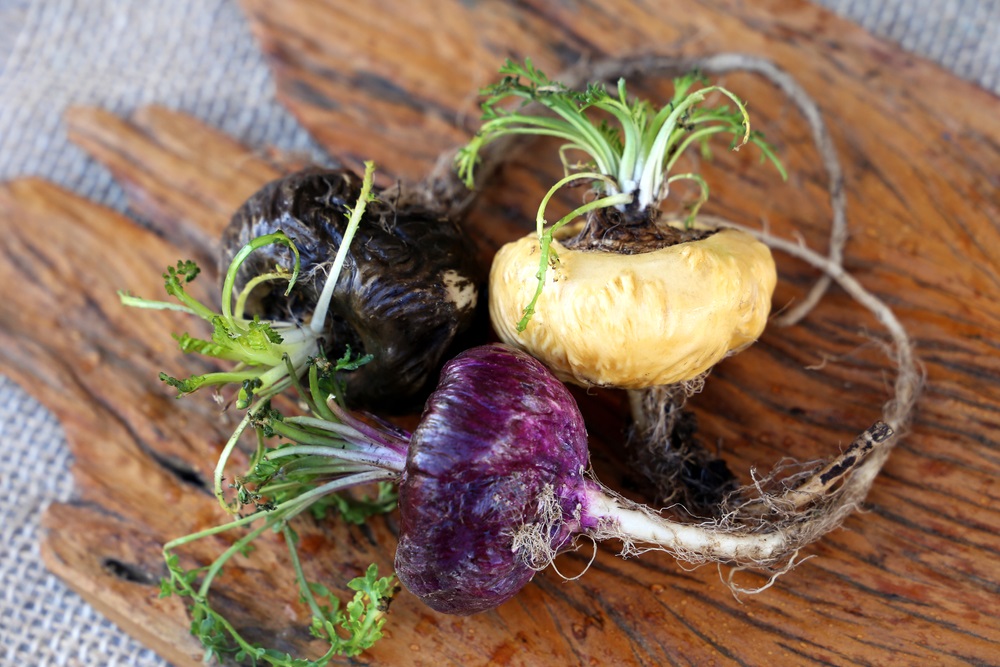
[
  {"x1": 512, "y1": 423, "x2": 897, "y2": 588},
  {"x1": 735, "y1": 421, "x2": 894, "y2": 518},
  {"x1": 627, "y1": 377, "x2": 706, "y2": 445},
  {"x1": 579, "y1": 424, "x2": 891, "y2": 573}
]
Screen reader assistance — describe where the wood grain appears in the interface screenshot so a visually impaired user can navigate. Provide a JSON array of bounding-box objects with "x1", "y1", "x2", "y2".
[{"x1": 0, "y1": 0, "x2": 996, "y2": 665}]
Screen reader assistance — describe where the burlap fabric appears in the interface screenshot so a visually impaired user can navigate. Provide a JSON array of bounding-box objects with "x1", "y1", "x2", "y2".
[{"x1": 0, "y1": 2, "x2": 996, "y2": 665}]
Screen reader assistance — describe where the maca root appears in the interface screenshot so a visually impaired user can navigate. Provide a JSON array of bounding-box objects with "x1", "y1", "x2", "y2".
[{"x1": 555, "y1": 55, "x2": 918, "y2": 582}]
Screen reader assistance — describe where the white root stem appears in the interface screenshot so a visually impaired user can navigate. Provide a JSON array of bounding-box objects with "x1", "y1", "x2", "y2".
[
  {"x1": 585, "y1": 486, "x2": 789, "y2": 565},
  {"x1": 583, "y1": 423, "x2": 894, "y2": 568}
]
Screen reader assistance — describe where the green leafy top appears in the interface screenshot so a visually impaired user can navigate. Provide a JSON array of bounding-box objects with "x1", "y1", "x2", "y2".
[
  {"x1": 128, "y1": 162, "x2": 404, "y2": 664},
  {"x1": 156, "y1": 315, "x2": 406, "y2": 666},
  {"x1": 162, "y1": 544, "x2": 395, "y2": 667},
  {"x1": 158, "y1": 348, "x2": 406, "y2": 665},
  {"x1": 124, "y1": 242, "x2": 301, "y2": 411},
  {"x1": 120, "y1": 160, "x2": 378, "y2": 412},
  {"x1": 457, "y1": 58, "x2": 786, "y2": 213},
  {"x1": 458, "y1": 60, "x2": 787, "y2": 333}
]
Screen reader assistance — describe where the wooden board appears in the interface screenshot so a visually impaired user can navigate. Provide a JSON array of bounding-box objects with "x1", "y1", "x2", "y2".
[{"x1": 1, "y1": 0, "x2": 997, "y2": 665}]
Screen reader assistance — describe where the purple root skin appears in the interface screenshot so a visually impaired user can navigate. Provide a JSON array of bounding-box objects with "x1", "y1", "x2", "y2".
[
  {"x1": 391, "y1": 344, "x2": 888, "y2": 614},
  {"x1": 395, "y1": 344, "x2": 596, "y2": 615}
]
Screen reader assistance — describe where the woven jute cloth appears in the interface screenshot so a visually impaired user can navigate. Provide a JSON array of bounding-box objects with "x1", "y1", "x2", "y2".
[{"x1": 0, "y1": 1, "x2": 996, "y2": 665}]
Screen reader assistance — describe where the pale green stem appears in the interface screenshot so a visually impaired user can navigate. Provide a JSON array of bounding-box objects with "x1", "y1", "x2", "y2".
[
  {"x1": 637, "y1": 86, "x2": 750, "y2": 209},
  {"x1": 265, "y1": 444, "x2": 406, "y2": 472},
  {"x1": 117, "y1": 294, "x2": 197, "y2": 315},
  {"x1": 214, "y1": 409, "x2": 256, "y2": 511},
  {"x1": 310, "y1": 161, "x2": 377, "y2": 335},
  {"x1": 517, "y1": 172, "x2": 631, "y2": 331},
  {"x1": 664, "y1": 125, "x2": 735, "y2": 174},
  {"x1": 234, "y1": 271, "x2": 293, "y2": 320},
  {"x1": 533, "y1": 171, "x2": 620, "y2": 236},
  {"x1": 284, "y1": 415, "x2": 373, "y2": 442},
  {"x1": 196, "y1": 520, "x2": 272, "y2": 598},
  {"x1": 170, "y1": 469, "x2": 395, "y2": 578},
  {"x1": 283, "y1": 524, "x2": 326, "y2": 622},
  {"x1": 664, "y1": 172, "x2": 710, "y2": 226},
  {"x1": 308, "y1": 364, "x2": 339, "y2": 423},
  {"x1": 220, "y1": 233, "x2": 297, "y2": 332}
]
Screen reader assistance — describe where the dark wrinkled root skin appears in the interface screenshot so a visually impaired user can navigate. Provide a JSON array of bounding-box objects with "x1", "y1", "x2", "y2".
[
  {"x1": 219, "y1": 167, "x2": 479, "y2": 409},
  {"x1": 394, "y1": 344, "x2": 596, "y2": 615}
]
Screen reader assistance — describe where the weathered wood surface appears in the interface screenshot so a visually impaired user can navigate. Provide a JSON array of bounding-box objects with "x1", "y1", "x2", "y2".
[{"x1": 0, "y1": 0, "x2": 997, "y2": 665}]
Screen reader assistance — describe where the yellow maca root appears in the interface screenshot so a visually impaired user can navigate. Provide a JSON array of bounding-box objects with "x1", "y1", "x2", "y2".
[{"x1": 489, "y1": 222, "x2": 777, "y2": 389}]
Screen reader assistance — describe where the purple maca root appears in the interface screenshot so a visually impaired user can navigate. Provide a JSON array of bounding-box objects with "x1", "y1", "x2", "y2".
[
  {"x1": 258, "y1": 343, "x2": 893, "y2": 615},
  {"x1": 394, "y1": 344, "x2": 598, "y2": 614}
]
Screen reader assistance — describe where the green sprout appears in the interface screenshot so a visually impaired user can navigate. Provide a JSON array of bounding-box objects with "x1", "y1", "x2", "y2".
[
  {"x1": 126, "y1": 162, "x2": 402, "y2": 662},
  {"x1": 122, "y1": 161, "x2": 379, "y2": 510},
  {"x1": 457, "y1": 58, "x2": 785, "y2": 211},
  {"x1": 155, "y1": 290, "x2": 407, "y2": 666},
  {"x1": 162, "y1": 547, "x2": 395, "y2": 666},
  {"x1": 456, "y1": 58, "x2": 787, "y2": 331},
  {"x1": 121, "y1": 160, "x2": 378, "y2": 411}
]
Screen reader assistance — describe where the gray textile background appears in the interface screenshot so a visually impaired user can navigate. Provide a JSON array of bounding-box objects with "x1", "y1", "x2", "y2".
[{"x1": 0, "y1": 1, "x2": 996, "y2": 665}]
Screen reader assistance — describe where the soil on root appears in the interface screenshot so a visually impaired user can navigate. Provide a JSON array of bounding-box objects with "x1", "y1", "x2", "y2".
[{"x1": 565, "y1": 207, "x2": 717, "y2": 254}]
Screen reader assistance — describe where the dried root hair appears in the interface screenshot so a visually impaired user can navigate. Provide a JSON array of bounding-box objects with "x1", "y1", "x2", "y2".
[
  {"x1": 511, "y1": 483, "x2": 570, "y2": 571},
  {"x1": 624, "y1": 378, "x2": 744, "y2": 516},
  {"x1": 512, "y1": 482, "x2": 599, "y2": 581}
]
